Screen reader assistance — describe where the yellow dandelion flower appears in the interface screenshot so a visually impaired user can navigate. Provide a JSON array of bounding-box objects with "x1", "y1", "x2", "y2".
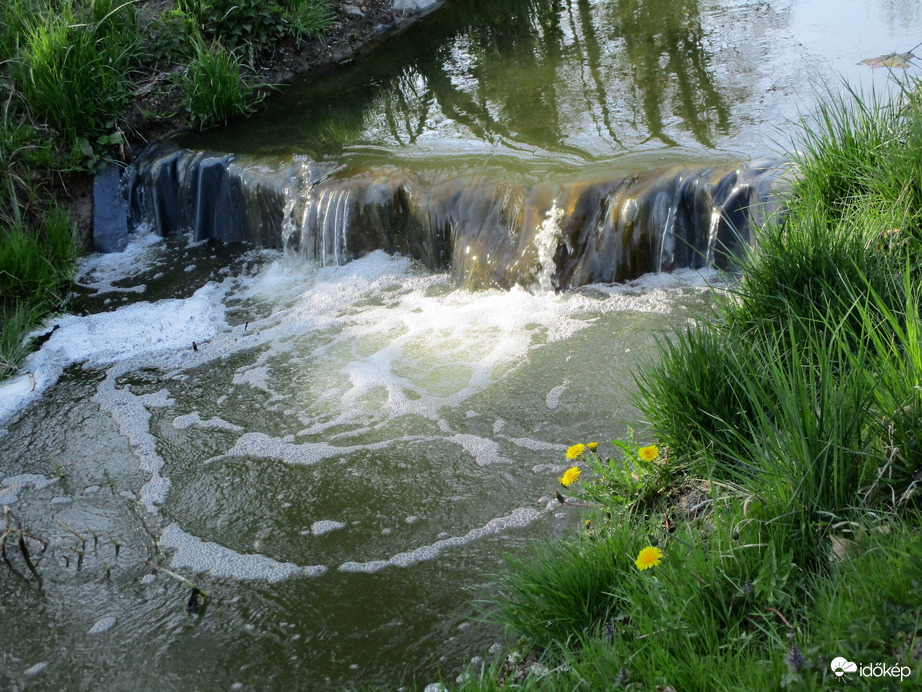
[
  {"x1": 635, "y1": 546, "x2": 663, "y2": 570},
  {"x1": 587, "y1": 442, "x2": 598, "y2": 451},
  {"x1": 558, "y1": 466, "x2": 581, "y2": 487},
  {"x1": 638, "y1": 445, "x2": 659, "y2": 462},
  {"x1": 566, "y1": 443, "x2": 587, "y2": 460}
]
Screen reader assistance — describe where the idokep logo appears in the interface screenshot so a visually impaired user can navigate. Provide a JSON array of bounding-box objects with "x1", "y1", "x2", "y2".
[
  {"x1": 830, "y1": 657, "x2": 912, "y2": 681},
  {"x1": 830, "y1": 657, "x2": 857, "y2": 677}
]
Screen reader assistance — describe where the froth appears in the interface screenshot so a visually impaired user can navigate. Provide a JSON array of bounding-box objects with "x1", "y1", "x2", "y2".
[
  {"x1": 159, "y1": 523, "x2": 326, "y2": 582},
  {"x1": 338, "y1": 507, "x2": 544, "y2": 573}
]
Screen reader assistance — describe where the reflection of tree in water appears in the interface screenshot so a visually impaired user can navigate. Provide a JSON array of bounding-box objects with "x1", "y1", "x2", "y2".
[
  {"x1": 379, "y1": 0, "x2": 730, "y2": 151},
  {"x1": 611, "y1": 0, "x2": 729, "y2": 146},
  {"x1": 206, "y1": 0, "x2": 731, "y2": 155}
]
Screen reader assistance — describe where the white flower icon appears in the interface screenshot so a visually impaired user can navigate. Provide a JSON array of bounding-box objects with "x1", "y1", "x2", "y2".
[{"x1": 830, "y1": 657, "x2": 858, "y2": 677}]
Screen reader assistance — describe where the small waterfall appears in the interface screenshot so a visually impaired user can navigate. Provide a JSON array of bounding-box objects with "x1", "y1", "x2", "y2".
[
  {"x1": 534, "y1": 201, "x2": 564, "y2": 292},
  {"x1": 126, "y1": 144, "x2": 787, "y2": 290},
  {"x1": 297, "y1": 188, "x2": 353, "y2": 266}
]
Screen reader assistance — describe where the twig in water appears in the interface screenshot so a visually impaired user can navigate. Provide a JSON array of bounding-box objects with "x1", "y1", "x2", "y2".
[
  {"x1": 56, "y1": 520, "x2": 88, "y2": 546},
  {"x1": 144, "y1": 560, "x2": 209, "y2": 596}
]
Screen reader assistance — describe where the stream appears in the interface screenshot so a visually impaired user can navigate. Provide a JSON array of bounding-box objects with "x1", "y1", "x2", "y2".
[{"x1": 2, "y1": 0, "x2": 921, "y2": 689}]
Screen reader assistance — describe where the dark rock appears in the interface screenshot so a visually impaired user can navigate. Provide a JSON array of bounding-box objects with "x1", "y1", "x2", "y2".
[{"x1": 93, "y1": 164, "x2": 129, "y2": 253}]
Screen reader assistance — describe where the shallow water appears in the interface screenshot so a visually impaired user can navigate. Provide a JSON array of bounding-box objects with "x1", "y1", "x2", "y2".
[
  {"x1": 0, "y1": 237, "x2": 717, "y2": 689},
  {"x1": 2, "y1": 0, "x2": 922, "y2": 689},
  {"x1": 195, "y1": 0, "x2": 921, "y2": 170}
]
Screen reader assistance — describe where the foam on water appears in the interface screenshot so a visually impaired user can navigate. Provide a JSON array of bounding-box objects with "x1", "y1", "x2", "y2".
[
  {"x1": 159, "y1": 523, "x2": 326, "y2": 582},
  {"x1": 206, "y1": 431, "x2": 428, "y2": 467},
  {"x1": 309, "y1": 520, "x2": 346, "y2": 536},
  {"x1": 87, "y1": 616, "x2": 117, "y2": 635},
  {"x1": 43, "y1": 282, "x2": 228, "y2": 365},
  {"x1": 4, "y1": 240, "x2": 716, "y2": 586},
  {"x1": 0, "y1": 280, "x2": 227, "y2": 429},
  {"x1": 338, "y1": 507, "x2": 546, "y2": 573},
  {"x1": 0, "y1": 473, "x2": 57, "y2": 505},
  {"x1": 75, "y1": 230, "x2": 164, "y2": 297},
  {"x1": 171, "y1": 411, "x2": 244, "y2": 433}
]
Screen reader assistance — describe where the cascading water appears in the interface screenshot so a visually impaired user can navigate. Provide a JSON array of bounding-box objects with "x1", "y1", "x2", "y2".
[
  {"x1": 126, "y1": 144, "x2": 787, "y2": 290},
  {"x1": 3, "y1": 0, "x2": 921, "y2": 689}
]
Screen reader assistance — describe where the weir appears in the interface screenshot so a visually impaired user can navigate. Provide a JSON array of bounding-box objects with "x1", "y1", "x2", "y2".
[{"x1": 126, "y1": 145, "x2": 786, "y2": 289}]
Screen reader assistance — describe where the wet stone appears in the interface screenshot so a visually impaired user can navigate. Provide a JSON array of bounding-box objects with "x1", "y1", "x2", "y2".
[{"x1": 93, "y1": 164, "x2": 129, "y2": 253}]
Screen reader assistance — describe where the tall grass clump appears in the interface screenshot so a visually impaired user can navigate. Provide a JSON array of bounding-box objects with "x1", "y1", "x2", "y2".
[
  {"x1": 0, "y1": 0, "x2": 41, "y2": 58},
  {"x1": 182, "y1": 37, "x2": 253, "y2": 128},
  {"x1": 0, "y1": 209, "x2": 77, "y2": 378},
  {"x1": 11, "y1": 0, "x2": 138, "y2": 146}
]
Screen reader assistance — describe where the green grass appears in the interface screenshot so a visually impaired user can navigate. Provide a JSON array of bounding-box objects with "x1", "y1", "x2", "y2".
[
  {"x1": 0, "y1": 208, "x2": 77, "y2": 377},
  {"x1": 178, "y1": 0, "x2": 332, "y2": 57},
  {"x1": 467, "y1": 511, "x2": 922, "y2": 691},
  {"x1": 182, "y1": 37, "x2": 254, "y2": 128},
  {"x1": 11, "y1": 0, "x2": 138, "y2": 146}
]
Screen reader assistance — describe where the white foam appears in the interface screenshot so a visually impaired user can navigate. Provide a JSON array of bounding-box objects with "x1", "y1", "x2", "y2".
[
  {"x1": 76, "y1": 230, "x2": 164, "y2": 296},
  {"x1": 545, "y1": 380, "x2": 569, "y2": 410},
  {"x1": 506, "y1": 436, "x2": 564, "y2": 452},
  {"x1": 208, "y1": 432, "x2": 425, "y2": 467},
  {"x1": 93, "y1": 381, "x2": 174, "y2": 510},
  {"x1": 0, "y1": 474, "x2": 57, "y2": 505},
  {"x1": 42, "y1": 282, "x2": 227, "y2": 366},
  {"x1": 172, "y1": 411, "x2": 244, "y2": 433},
  {"x1": 0, "y1": 282, "x2": 227, "y2": 429},
  {"x1": 159, "y1": 523, "x2": 326, "y2": 582},
  {"x1": 23, "y1": 662, "x2": 48, "y2": 677},
  {"x1": 338, "y1": 507, "x2": 544, "y2": 573},
  {"x1": 448, "y1": 434, "x2": 510, "y2": 466},
  {"x1": 87, "y1": 616, "x2": 116, "y2": 634},
  {"x1": 309, "y1": 520, "x2": 346, "y2": 536}
]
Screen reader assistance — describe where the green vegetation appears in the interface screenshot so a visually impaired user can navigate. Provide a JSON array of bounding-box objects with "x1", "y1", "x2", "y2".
[
  {"x1": 182, "y1": 37, "x2": 253, "y2": 128},
  {"x1": 0, "y1": 0, "x2": 333, "y2": 380},
  {"x1": 12, "y1": 0, "x2": 138, "y2": 148},
  {"x1": 0, "y1": 210, "x2": 77, "y2": 377},
  {"x1": 463, "y1": 79, "x2": 922, "y2": 690},
  {"x1": 178, "y1": 0, "x2": 332, "y2": 57}
]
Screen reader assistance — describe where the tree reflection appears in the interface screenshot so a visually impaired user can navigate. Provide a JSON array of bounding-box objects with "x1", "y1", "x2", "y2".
[
  {"x1": 611, "y1": 0, "x2": 729, "y2": 147},
  {"x1": 196, "y1": 0, "x2": 733, "y2": 157}
]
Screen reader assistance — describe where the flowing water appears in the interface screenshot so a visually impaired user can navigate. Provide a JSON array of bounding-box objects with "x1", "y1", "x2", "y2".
[{"x1": 2, "y1": 0, "x2": 922, "y2": 689}]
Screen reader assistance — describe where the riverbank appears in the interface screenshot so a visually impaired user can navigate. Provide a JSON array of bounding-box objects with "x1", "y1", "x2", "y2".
[
  {"x1": 460, "y1": 79, "x2": 922, "y2": 690},
  {"x1": 0, "y1": 0, "x2": 452, "y2": 380}
]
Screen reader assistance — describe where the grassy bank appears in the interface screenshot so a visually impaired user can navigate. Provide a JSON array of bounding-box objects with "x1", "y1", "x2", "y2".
[
  {"x1": 0, "y1": 0, "x2": 335, "y2": 380},
  {"x1": 461, "y1": 79, "x2": 922, "y2": 690}
]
